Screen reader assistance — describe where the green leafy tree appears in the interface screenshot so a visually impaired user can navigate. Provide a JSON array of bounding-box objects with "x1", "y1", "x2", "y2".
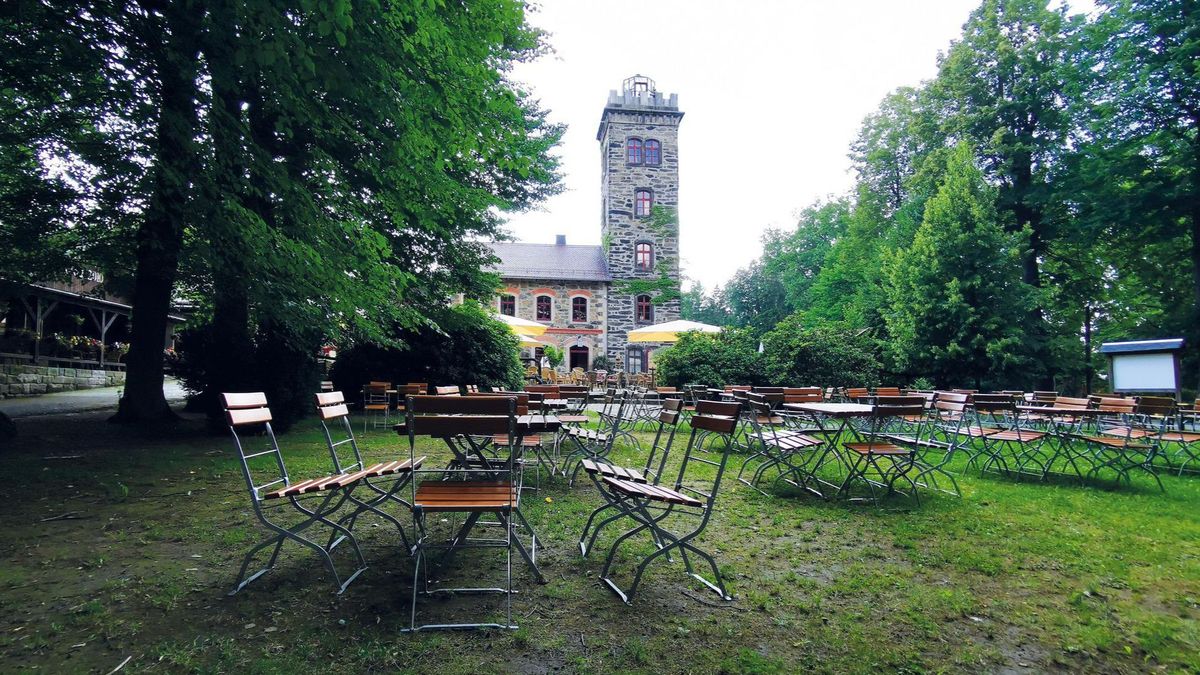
[
  {"x1": 543, "y1": 345, "x2": 564, "y2": 369},
  {"x1": 653, "y1": 329, "x2": 764, "y2": 388},
  {"x1": 761, "y1": 314, "x2": 881, "y2": 388},
  {"x1": 884, "y1": 143, "x2": 1037, "y2": 389}
]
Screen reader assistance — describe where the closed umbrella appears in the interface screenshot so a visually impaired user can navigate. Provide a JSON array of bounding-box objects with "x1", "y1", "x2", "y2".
[{"x1": 496, "y1": 313, "x2": 548, "y2": 337}]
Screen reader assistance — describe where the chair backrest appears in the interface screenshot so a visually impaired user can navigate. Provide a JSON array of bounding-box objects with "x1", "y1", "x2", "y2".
[
  {"x1": 875, "y1": 386, "x2": 902, "y2": 397},
  {"x1": 863, "y1": 395, "x2": 928, "y2": 447},
  {"x1": 471, "y1": 390, "x2": 531, "y2": 415},
  {"x1": 783, "y1": 387, "x2": 823, "y2": 404},
  {"x1": 844, "y1": 387, "x2": 870, "y2": 401},
  {"x1": 1054, "y1": 396, "x2": 1090, "y2": 410},
  {"x1": 525, "y1": 384, "x2": 559, "y2": 397},
  {"x1": 319, "y1": 381, "x2": 334, "y2": 392},
  {"x1": 641, "y1": 398, "x2": 684, "y2": 484},
  {"x1": 368, "y1": 380, "x2": 391, "y2": 388},
  {"x1": 406, "y1": 394, "x2": 515, "y2": 437},
  {"x1": 314, "y1": 391, "x2": 367, "y2": 474},
  {"x1": 1135, "y1": 395, "x2": 1176, "y2": 420},
  {"x1": 1032, "y1": 390, "x2": 1058, "y2": 403},
  {"x1": 406, "y1": 382, "x2": 428, "y2": 394},
  {"x1": 222, "y1": 392, "x2": 288, "y2": 504},
  {"x1": 672, "y1": 399, "x2": 742, "y2": 513},
  {"x1": 931, "y1": 391, "x2": 968, "y2": 425},
  {"x1": 558, "y1": 384, "x2": 588, "y2": 397},
  {"x1": 434, "y1": 385, "x2": 462, "y2": 397},
  {"x1": 363, "y1": 383, "x2": 389, "y2": 398}
]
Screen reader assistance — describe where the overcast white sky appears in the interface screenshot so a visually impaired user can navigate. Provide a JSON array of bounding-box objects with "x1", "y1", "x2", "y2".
[{"x1": 499, "y1": 0, "x2": 1003, "y2": 290}]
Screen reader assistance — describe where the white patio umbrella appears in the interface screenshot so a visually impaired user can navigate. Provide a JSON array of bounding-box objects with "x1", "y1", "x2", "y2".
[
  {"x1": 496, "y1": 313, "x2": 547, "y2": 337},
  {"x1": 627, "y1": 319, "x2": 721, "y2": 343}
]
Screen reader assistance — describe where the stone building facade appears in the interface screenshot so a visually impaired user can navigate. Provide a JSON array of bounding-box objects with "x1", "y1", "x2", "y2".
[{"x1": 489, "y1": 75, "x2": 683, "y2": 374}]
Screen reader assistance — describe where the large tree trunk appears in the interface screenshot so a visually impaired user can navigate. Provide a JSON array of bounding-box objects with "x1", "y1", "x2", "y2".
[
  {"x1": 1191, "y1": 134, "x2": 1200, "y2": 391},
  {"x1": 199, "y1": 0, "x2": 257, "y2": 425},
  {"x1": 111, "y1": 0, "x2": 203, "y2": 424}
]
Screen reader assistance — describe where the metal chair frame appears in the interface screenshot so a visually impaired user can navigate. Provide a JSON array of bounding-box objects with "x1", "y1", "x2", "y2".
[
  {"x1": 315, "y1": 391, "x2": 424, "y2": 554},
  {"x1": 835, "y1": 396, "x2": 926, "y2": 505},
  {"x1": 597, "y1": 399, "x2": 741, "y2": 604},
  {"x1": 737, "y1": 392, "x2": 825, "y2": 495},
  {"x1": 222, "y1": 392, "x2": 368, "y2": 596},
  {"x1": 578, "y1": 399, "x2": 683, "y2": 556}
]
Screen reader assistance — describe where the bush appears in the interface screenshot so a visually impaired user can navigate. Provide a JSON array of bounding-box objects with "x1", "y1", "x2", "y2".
[
  {"x1": 330, "y1": 301, "x2": 522, "y2": 398},
  {"x1": 761, "y1": 314, "x2": 881, "y2": 388},
  {"x1": 590, "y1": 355, "x2": 614, "y2": 372},
  {"x1": 653, "y1": 328, "x2": 765, "y2": 388},
  {"x1": 174, "y1": 320, "x2": 322, "y2": 432}
]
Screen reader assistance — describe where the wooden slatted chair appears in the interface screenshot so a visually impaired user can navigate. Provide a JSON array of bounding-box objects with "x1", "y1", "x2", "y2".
[
  {"x1": 972, "y1": 396, "x2": 1052, "y2": 478},
  {"x1": 362, "y1": 383, "x2": 392, "y2": 433},
  {"x1": 598, "y1": 399, "x2": 741, "y2": 604},
  {"x1": 433, "y1": 385, "x2": 462, "y2": 397},
  {"x1": 836, "y1": 395, "x2": 927, "y2": 505},
  {"x1": 738, "y1": 392, "x2": 825, "y2": 495},
  {"x1": 403, "y1": 394, "x2": 537, "y2": 631},
  {"x1": 222, "y1": 392, "x2": 367, "y2": 595},
  {"x1": 579, "y1": 399, "x2": 684, "y2": 556},
  {"x1": 875, "y1": 386, "x2": 902, "y2": 397},
  {"x1": 315, "y1": 391, "x2": 425, "y2": 553},
  {"x1": 1135, "y1": 397, "x2": 1200, "y2": 474},
  {"x1": 844, "y1": 387, "x2": 871, "y2": 402},
  {"x1": 1075, "y1": 397, "x2": 1165, "y2": 490}
]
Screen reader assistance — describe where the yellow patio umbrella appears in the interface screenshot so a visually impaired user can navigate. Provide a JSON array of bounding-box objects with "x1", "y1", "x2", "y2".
[
  {"x1": 496, "y1": 313, "x2": 547, "y2": 337},
  {"x1": 519, "y1": 336, "x2": 551, "y2": 349},
  {"x1": 627, "y1": 319, "x2": 721, "y2": 343}
]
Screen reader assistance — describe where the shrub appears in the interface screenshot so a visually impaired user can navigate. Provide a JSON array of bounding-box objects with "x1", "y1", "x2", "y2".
[
  {"x1": 761, "y1": 314, "x2": 880, "y2": 388},
  {"x1": 653, "y1": 328, "x2": 765, "y2": 388},
  {"x1": 330, "y1": 301, "x2": 522, "y2": 397},
  {"x1": 590, "y1": 355, "x2": 614, "y2": 372}
]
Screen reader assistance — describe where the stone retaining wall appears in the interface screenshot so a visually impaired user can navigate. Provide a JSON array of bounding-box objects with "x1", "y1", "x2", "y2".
[{"x1": 0, "y1": 364, "x2": 125, "y2": 398}]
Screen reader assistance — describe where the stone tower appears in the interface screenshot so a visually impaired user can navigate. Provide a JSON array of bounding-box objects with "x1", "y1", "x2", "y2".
[{"x1": 597, "y1": 75, "x2": 684, "y2": 371}]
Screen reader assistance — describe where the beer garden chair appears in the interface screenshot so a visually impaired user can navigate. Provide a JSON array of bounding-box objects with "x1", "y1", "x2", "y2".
[
  {"x1": 578, "y1": 398, "x2": 684, "y2": 556},
  {"x1": 314, "y1": 391, "x2": 424, "y2": 553},
  {"x1": 402, "y1": 394, "x2": 539, "y2": 631},
  {"x1": 221, "y1": 392, "x2": 368, "y2": 595},
  {"x1": 597, "y1": 399, "x2": 741, "y2": 604}
]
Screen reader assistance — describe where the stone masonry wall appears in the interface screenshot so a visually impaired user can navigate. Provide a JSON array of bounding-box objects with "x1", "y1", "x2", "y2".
[
  {"x1": 495, "y1": 279, "x2": 608, "y2": 369},
  {"x1": 0, "y1": 363, "x2": 125, "y2": 398},
  {"x1": 600, "y1": 99, "x2": 683, "y2": 366}
]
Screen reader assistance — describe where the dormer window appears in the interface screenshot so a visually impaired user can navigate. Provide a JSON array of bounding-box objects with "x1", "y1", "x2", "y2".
[
  {"x1": 644, "y1": 139, "x2": 661, "y2": 165},
  {"x1": 635, "y1": 242, "x2": 654, "y2": 271},
  {"x1": 626, "y1": 137, "x2": 642, "y2": 164},
  {"x1": 634, "y1": 189, "x2": 652, "y2": 218}
]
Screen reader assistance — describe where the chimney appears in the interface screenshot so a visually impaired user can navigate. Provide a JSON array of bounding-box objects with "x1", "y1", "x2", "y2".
[{"x1": 555, "y1": 234, "x2": 566, "y2": 246}]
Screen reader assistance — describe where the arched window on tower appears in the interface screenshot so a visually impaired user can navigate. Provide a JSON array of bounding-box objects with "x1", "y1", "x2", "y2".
[
  {"x1": 634, "y1": 189, "x2": 653, "y2": 218},
  {"x1": 635, "y1": 242, "x2": 654, "y2": 272},
  {"x1": 635, "y1": 294, "x2": 654, "y2": 323},
  {"x1": 536, "y1": 295, "x2": 552, "y2": 321},
  {"x1": 644, "y1": 139, "x2": 661, "y2": 165},
  {"x1": 571, "y1": 296, "x2": 588, "y2": 322},
  {"x1": 626, "y1": 137, "x2": 642, "y2": 164}
]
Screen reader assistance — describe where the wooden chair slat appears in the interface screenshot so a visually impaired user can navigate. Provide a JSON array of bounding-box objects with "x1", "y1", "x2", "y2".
[{"x1": 222, "y1": 392, "x2": 269, "y2": 410}]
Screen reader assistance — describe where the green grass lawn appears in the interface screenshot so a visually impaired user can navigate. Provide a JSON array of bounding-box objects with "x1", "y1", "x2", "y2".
[{"x1": 0, "y1": 410, "x2": 1197, "y2": 674}]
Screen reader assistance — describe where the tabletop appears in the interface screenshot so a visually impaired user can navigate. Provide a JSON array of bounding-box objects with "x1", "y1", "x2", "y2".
[
  {"x1": 1015, "y1": 406, "x2": 1107, "y2": 415},
  {"x1": 783, "y1": 402, "x2": 874, "y2": 418}
]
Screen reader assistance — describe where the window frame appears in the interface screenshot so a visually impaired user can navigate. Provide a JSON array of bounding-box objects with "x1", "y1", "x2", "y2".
[
  {"x1": 571, "y1": 296, "x2": 588, "y2": 323},
  {"x1": 635, "y1": 294, "x2": 654, "y2": 324},
  {"x1": 634, "y1": 189, "x2": 653, "y2": 218},
  {"x1": 634, "y1": 241, "x2": 654, "y2": 272},
  {"x1": 644, "y1": 139, "x2": 661, "y2": 165},
  {"x1": 535, "y1": 294, "x2": 552, "y2": 322},
  {"x1": 626, "y1": 137, "x2": 643, "y2": 165},
  {"x1": 499, "y1": 294, "x2": 516, "y2": 316}
]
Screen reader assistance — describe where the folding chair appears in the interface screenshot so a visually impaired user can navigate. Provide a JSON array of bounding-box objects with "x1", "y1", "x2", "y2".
[
  {"x1": 315, "y1": 391, "x2": 425, "y2": 553},
  {"x1": 222, "y1": 392, "x2": 367, "y2": 595},
  {"x1": 738, "y1": 392, "x2": 825, "y2": 495},
  {"x1": 875, "y1": 386, "x2": 902, "y2": 397},
  {"x1": 433, "y1": 385, "x2": 462, "y2": 396},
  {"x1": 1126, "y1": 396, "x2": 1199, "y2": 474},
  {"x1": 1077, "y1": 397, "x2": 1165, "y2": 491},
  {"x1": 562, "y1": 393, "x2": 627, "y2": 485},
  {"x1": 972, "y1": 396, "x2": 1052, "y2": 479},
  {"x1": 598, "y1": 400, "x2": 741, "y2": 603},
  {"x1": 836, "y1": 396, "x2": 926, "y2": 505},
  {"x1": 362, "y1": 383, "x2": 392, "y2": 433},
  {"x1": 579, "y1": 398, "x2": 683, "y2": 556},
  {"x1": 404, "y1": 394, "x2": 537, "y2": 631}
]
